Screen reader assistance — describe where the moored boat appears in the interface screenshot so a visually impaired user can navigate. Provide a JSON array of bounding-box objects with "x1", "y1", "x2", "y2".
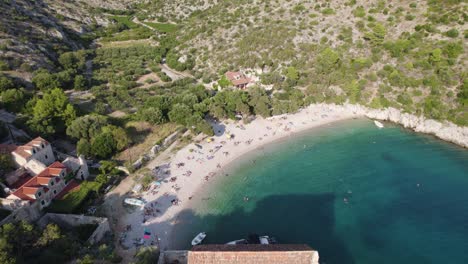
[
  {"x1": 226, "y1": 239, "x2": 248, "y2": 245},
  {"x1": 192, "y1": 232, "x2": 206, "y2": 246},
  {"x1": 374, "y1": 120, "x2": 384, "y2": 128}
]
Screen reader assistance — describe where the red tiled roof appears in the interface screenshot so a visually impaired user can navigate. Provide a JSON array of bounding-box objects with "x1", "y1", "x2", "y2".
[
  {"x1": 225, "y1": 71, "x2": 251, "y2": 86},
  {"x1": 0, "y1": 144, "x2": 17, "y2": 154},
  {"x1": 36, "y1": 161, "x2": 66, "y2": 178},
  {"x1": 10, "y1": 161, "x2": 65, "y2": 202},
  {"x1": 188, "y1": 244, "x2": 318, "y2": 264},
  {"x1": 12, "y1": 137, "x2": 49, "y2": 159}
]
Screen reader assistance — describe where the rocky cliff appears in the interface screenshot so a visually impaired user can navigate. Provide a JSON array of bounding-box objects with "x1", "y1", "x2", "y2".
[{"x1": 331, "y1": 104, "x2": 468, "y2": 148}]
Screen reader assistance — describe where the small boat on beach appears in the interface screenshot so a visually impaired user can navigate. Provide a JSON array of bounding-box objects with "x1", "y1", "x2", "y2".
[
  {"x1": 124, "y1": 198, "x2": 145, "y2": 207},
  {"x1": 374, "y1": 120, "x2": 384, "y2": 128},
  {"x1": 192, "y1": 232, "x2": 206, "y2": 246}
]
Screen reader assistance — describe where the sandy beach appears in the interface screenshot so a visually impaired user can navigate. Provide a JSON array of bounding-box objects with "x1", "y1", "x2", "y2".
[{"x1": 116, "y1": 103, "x2": 363, "y2": 252}]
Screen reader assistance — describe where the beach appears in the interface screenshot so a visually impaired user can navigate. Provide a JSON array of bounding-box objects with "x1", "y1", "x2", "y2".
[
  {"x1": 115, "y1": 102, "x2": 468, "y2": 254},
  {"x1": 117, "y1": 104, "x2": 360, "y2": 251}
]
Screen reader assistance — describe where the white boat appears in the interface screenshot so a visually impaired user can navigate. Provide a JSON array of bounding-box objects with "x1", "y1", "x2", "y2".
[
  {"x1": 124, "y1": 198, "x2": 145, "y2": 207},
  {"x1": 226, "y1": 239, "x2": 248, "y2": 245},
  {"x1": 374, "y1": 120, "x2": 384, "y2": 128},
  {"x1": 191, "y1": 232, "x2": 206, "y2": 246},
  {"x1": 259, "y1": 236, "x2": 270, "y2": 245}
]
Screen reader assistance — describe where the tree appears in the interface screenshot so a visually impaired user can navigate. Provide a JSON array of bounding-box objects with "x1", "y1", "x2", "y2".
[
  {"x1": 217, "y1": 75, "x2": 232, "y2": 89},
  {"x1": 77, "y1": 139, "x2": 92, "y2": 157},
  {"x1": 0, "y1": 221, "x2": 36, "y2": 261},
  {"x1": 36, "y1": 224, "x2": 62, "y2": 247},
  {"x1": 316, "y1": 47, "x2": 340, "y2": 75},
  {"x1": 1, "y1": 89, "x2": 25, "y2": 112},
  {"x1": 0, "y1": 154, "x2": 14, "y2": 175},
  {"x1": 28, "y1": 88, "x2": 77, "y2": 135},
  {"x1": 0, "y1": 75, "x2": 14, "y2": 92},
  {"x1": 74, "y1": 75, "x2": 87, "y2": 90},
  {"x1": 59, "y1": 51, "x2": 87, "y2": 71},
  {"x1": 364, "y1": 23, "x2": 386, "y2": 45},
  {"x1": 77, "y1": 254, "x2": 94, "y2": 264},
  {"x1": 102, "y1": 125, "x2": 130, "y2": 151},
  {"x1": 66, "y1": 114, "x2": 108, "y2": 141},
  {"x1": 134, "y1": 247, "x2": 159, "y2": 264},
  {"x1": 91, "y1": 132, "x2": 116, "y2": 159},
  {"x1": 248, "y1": 88, "x2": 271, "y2": 117},
  {"x1": 285, "y1": 66, "x2": 299, "y2": 82},
  {"x1": 168, "y1": 104, "x2": 192, "y2": 125},
  {"x1": 32, "y1": 69, "x2": 59, "y2": 91},
  {"x1": 99, "y1": 160, "x2": 119, "y2": 175},
  {"x1": 137, "y1": 107, "x2": 165, "y2": 124}
]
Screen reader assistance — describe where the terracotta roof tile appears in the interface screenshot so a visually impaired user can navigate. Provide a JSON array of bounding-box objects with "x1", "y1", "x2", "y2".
[
  {"x1": 12, "y1": 137, "x2": 49, "y2": 159},
  {"x1": 191, "y1": 244, "x2": 314, "y2": 252}
]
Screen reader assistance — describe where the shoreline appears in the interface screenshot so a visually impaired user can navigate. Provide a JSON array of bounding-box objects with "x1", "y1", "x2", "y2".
[{"x1": 118, "y1": 103, "x2": 468, "y2": 252}]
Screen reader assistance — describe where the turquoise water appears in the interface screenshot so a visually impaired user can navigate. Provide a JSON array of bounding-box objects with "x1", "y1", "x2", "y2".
[{"x1": 170, "y1": 119, "x2": 468, "y2": 264}]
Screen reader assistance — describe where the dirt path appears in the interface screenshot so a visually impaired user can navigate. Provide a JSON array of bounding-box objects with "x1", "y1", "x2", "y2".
[{"x1": 160, "y1": 63, "x2": 193, "y2": 81}]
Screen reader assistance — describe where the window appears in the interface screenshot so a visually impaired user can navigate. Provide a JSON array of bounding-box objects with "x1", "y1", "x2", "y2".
[
  {"x1": 55, "y1": 178, "x2": 59, "y2": 183},
  {"x1": 32, "y1": 149, "x2": 36, "y2": 154},
  {"x1": 51, "y1": 181, "x2": 54, "y2": 186},
  {"x1": 45, "y1": 155, "x2": 48, "y2": 159},
  {"x1": 53, "y1": 190, "x2": 57, "y2": 195},
  {"x1": 61, "y1": 172, "x2": 64, "y2": 177},
  {"x1": 41, "y1": 144, "x2": 44, "y2": 148},
  {"x1": 41, "y1": 200, "x2": 45, "y2": 205},
  {"x1": 37, "y1": 191, "x2": 42, "y2": 197}
]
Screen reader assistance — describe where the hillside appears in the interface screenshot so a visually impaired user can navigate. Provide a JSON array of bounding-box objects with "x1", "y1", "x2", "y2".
[{"x1": 163, "y1": 0, "x2": 467, "y2": 124}]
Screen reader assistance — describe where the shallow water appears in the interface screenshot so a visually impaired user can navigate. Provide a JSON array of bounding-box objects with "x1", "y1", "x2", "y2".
[{"x1": 171, "y1": 119, "x2": 468, "y2": 264}]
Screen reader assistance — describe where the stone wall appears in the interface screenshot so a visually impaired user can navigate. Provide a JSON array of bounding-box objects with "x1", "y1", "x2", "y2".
[
  {"x1": 158, "y1": 250, "x2": 188, "y2": 264},
  {"x1": 0, "y1": 203, "x2": 42, "y2": 226},
  {"x1": 37, "y1": 213, "x2": 110, "y2": 245}
]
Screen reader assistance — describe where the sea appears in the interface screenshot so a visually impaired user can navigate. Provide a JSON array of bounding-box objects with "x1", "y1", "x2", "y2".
[{"x1": 170, "y1": 119, "x2": 468, "y2": 264}]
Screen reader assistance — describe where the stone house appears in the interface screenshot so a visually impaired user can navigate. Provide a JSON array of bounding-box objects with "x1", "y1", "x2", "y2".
[
  {"x1": 11, "y1": 137, "x2": 55, "y2": 174},
  {"x1": 6, "y1": 162, "x2": 69, "y2": 209},
  {"x1": 225, "y1": 71, "x2": 252, "y2": 89},
  {"x1": 1, "y1": 137, "x2": 89, "y2": 211}
]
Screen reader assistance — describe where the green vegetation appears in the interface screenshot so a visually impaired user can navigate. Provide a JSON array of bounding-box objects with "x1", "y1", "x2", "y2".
[
  {"x1": 48, "y1": 181, "x2": 102, "y2": 214},
  {"x1": 0, "y1": 221, "x2": 112, "y2": 263},
  {"x1": 143, "y1": 22, "x2": 179, "y2": 33}
]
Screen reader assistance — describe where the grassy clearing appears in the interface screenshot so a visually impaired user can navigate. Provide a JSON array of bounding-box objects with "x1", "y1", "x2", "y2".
[
  {"x1": 116, "y1": 122, "x2": 180, "y2": 163},
  {"x1": 48, "y1": 181, "x2": 102, "y2": 214},
  {"x1": 109, "y1": 15, "x2": 138, "y2": 28},
  {"x1": 143, "y1": 22, "x2": 179, "y2": 33}
]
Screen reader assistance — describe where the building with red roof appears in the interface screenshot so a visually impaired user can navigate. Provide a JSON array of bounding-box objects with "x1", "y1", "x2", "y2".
[
  {"x1": 225, "y1": 71, "x2": 252, "y2": 89},
  {"x1": 11, "y1": 137, "x2": 55, "y2": 174},
  {"x1": 7, "y1": 161, "x2": 69, "y2": 208}
]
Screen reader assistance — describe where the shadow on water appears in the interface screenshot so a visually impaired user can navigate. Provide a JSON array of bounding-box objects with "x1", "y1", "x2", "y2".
[{"x1": 165, "y1": 193, "x2": 355, "y2": 264}]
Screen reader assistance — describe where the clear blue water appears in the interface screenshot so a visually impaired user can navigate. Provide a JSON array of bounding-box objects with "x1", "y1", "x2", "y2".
[{"x1": 170, "y1": 119, "x2": 468, "y2": 264}]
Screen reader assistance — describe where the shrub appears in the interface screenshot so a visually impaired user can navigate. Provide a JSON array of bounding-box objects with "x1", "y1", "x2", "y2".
[{"x1": 445, "y1": 28, "x2": 459, "y2": 38}]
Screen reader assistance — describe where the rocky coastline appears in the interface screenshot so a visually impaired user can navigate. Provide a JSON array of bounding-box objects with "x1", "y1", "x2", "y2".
[{"x1": 327, "y1": 103, "x2": 468, "y2": 148}]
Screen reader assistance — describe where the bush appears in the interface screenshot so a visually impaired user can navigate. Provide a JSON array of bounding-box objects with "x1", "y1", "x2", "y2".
[{"x1": 445, "y1": 28, "x2": 459, "y2": 38}]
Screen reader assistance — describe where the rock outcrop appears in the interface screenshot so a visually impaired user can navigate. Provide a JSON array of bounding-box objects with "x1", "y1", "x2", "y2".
[{"x1": 325, "y1": 104, "x2": 468, "y2": 148}]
